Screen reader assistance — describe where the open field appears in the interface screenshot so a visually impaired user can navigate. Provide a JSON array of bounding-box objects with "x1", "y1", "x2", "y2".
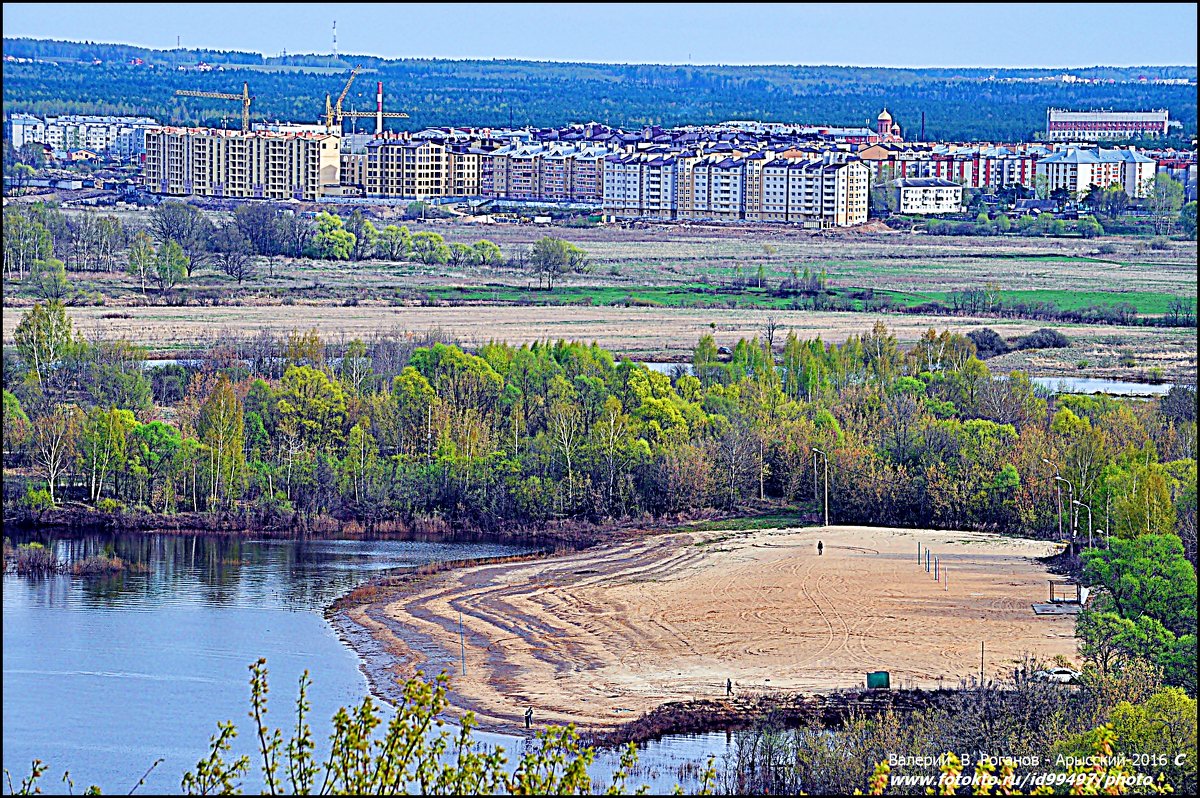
[
  {"x1": 6, "y1": 303, "x2": 1194, "y2": 381},
  {"x1": 11, "y1": 212, "x2": 1194, "y2": 306},
  {"x1": 338, "y1": 524, "x2": 1077, "y2": 731}
]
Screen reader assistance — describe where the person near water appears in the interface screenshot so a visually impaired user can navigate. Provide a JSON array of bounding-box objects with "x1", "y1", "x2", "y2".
[
  {"x1": 726, "y1": 678, "x2": 733, "y2": 696},
  {"x1": 817, "y1": 540, "x2": 824, "y2": 555},
  {"x1": 525, "y1": 707, "x2": 533, "y2": 729}
]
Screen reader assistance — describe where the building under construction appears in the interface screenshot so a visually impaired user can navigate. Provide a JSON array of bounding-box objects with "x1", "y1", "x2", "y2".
[{"x1": 143, "y1": 127, "x2": 342, "y2": 201}]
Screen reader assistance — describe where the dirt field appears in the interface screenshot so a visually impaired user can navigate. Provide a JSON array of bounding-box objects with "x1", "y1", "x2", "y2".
[{"x1": 340, "y1": 525, "x2": 1077, "y2": 731}]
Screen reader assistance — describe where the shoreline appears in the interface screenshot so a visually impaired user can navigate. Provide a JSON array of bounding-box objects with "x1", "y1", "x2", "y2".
[{"x1": 324, "y1": 523, "x2": 1078, "y2": 743}]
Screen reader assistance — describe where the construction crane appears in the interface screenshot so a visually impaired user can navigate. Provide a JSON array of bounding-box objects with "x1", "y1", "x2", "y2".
[
  {"x1": 324, "y1": 65, "x2": 361, "y2": 130},
  {"x1": 175, "y1": 82, "x2": 253, "y2": 132}
]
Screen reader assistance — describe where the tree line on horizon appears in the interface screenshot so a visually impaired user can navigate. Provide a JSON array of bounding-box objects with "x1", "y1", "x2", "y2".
[{"x1": 2, "y1": 40, "x2": 1196, "y2": 141}]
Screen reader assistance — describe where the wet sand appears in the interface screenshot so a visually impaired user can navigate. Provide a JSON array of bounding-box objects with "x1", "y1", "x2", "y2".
[{"x1": 337, "y1": 525, "x2": 1077, "y2": 732}]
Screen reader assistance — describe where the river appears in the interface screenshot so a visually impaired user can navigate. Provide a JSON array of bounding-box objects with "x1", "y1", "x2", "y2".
[{"x1": 2, "y1": 531, "x2": 730, "y2": 794}]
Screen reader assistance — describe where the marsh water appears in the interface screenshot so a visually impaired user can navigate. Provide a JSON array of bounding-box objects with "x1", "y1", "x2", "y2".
[{"x1": 2, "y1": 531, "x2": 732, "y2": 794}]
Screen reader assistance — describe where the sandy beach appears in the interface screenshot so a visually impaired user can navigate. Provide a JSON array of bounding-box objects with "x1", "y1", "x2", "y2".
[{"x1": 338, "y1": 525, "x2": 1078, "y2": 732}]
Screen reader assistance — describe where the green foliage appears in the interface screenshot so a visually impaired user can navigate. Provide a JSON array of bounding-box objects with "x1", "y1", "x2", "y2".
[
  {"x1": 310, "y1": 212, "x2": 356, "y2": 261},
  {"x1": 376, "y1": 224, "x2": 412, "y2": 261},
  {"x1": 411, "y1": 231, "x2": 450, "y2": 266},
  {"x1": 529, "y1": 237, "x2": 588, "y2": 290},
  {"x1": 1181, "y1": 201, "x2": 1197, "y2": 239}
]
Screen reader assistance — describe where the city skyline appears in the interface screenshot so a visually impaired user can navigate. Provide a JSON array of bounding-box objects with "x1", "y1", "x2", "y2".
[{"x1": 3, "y1": 3, "x2": 1197, "y2": 68}]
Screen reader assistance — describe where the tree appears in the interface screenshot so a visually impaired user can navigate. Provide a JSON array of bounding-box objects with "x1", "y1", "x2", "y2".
[
  {"x1": 197, "y1": 374, "x2": 245, "y2": 507},
  {"x1": 344, "y1": 210, "x2": 378, "y2": 261},
  {"x1": 3, "y1": 207, "x2": 52, "y2": 280},
  {"x1": 1101, "y1": 183, "x2": 1130, "y2": 219},
  {"x1": 376, "y1": 224, "x2": 411, "y2": 261},
  {"x1": 1146, "y1": 173, "x2": 1185, "y2": 235},
  {"x1": 125, "y1": 232, "x2": 155, "y2": 296},
  {"x1": 78, "y1": 406, "x2": 137, "y2": 502},
  {"x1": 2, "y1": 390, "x2": 32, "y2": 462},
  {"x1": 9, "y1": 163, "x2": 35, "y2": 194},
  {"x1": 529, "y1": 236, "x2": 587, "y2": 290},
  {"x1": 153, "y1": 239, "x2": 189, "y2": 293},
  {"x1": 148, "y1": 200, "x2": 213, "y2": 276},
  {"x1": 1077, "y1": 216, "x2": 1103, "y2": 239},
  {"x1": 410, "y1": 231, "x2": 450, "y2": 266},
  {"x1": 14, "y1": 301, "x2": 75, "y2": 387},
  {"x1": 1181, "y1": 201, "x2": 1197, "y2": 239},
  {"x1": 472, "y1": 239, "x2": 502, "y2": 266},
  {"x1": 310, "y1": 212, "x2": 355, "y2": 260},
  {"x1": 448, "y1": 242, "x2": 476, "y2": 268},
  {"x1": 29, "y1": 257, "x2": 71, "y2": 301},
  {"x1": 30, "y1": 403, "x2": 83, "y2": 506},
  {"x1": 211, "y1": 222, "x2": 257, "y2": 284},
  {"x1": 233, "y1": 203, "x2": 285, "y2": 259},
  {"x1": 280, "y1": 213, "x2": 315, "y2": 259}
]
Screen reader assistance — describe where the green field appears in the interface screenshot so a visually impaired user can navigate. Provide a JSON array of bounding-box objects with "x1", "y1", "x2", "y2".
[{"x1": 421, "y1": 283, "x2": 1182, "y2": 317}]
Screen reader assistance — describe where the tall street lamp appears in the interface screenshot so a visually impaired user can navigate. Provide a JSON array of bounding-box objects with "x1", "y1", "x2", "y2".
[
  {"x1": 812, "y1": 447, "x2": 830, "y2": 528},
  {"x1": 1072, "y1": 499, "x2": 1093, "y2": 548}
]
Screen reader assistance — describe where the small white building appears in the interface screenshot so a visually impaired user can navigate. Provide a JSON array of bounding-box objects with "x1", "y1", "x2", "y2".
[{"x1": 891, "y1": 177, "x2": 963, "y2": 214}]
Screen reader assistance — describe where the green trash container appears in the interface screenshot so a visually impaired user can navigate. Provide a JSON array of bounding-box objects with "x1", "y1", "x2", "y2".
[{"x1": 866, "y1": 671, "x2": 890, "y2": 689}]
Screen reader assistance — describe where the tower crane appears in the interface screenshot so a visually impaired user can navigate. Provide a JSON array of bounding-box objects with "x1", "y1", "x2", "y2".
[
  {"x1": 175, "y1": 82, "x2": 253, "y2": 132},
  {"x1": 325, "y1": 65, "x2": 361, "y2": 130},
  {"x1": 324, "y1": 68, "x2": 411, "y2": 133}
]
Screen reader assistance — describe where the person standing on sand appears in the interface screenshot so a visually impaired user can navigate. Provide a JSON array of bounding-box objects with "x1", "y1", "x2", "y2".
[
  {"x1": 727, "y1": 678, "x2": 733, "y2": 696},
  {"x1": 525, "y1": 707, "x2": 533, "y2": 729},
  {"x1": 817, "y1": 540, "x2": 824, "y2": 556}
]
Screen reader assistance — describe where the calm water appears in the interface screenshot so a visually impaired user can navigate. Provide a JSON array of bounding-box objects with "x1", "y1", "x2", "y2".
[{"x1": 2, "y1": 531, "x2": 730, "y2": 794}]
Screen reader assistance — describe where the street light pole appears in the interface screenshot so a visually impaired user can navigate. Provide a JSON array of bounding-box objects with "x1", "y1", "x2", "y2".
[
  {"x1": 1042, "y1": 458, "x2": 1062, "y2": 539},
  {"x1": 1073, "y1": 500, "x2": 1093, "y2": 548},
  {"x1": 813, "y1": 447, "x2": 829, "y2": 527},
  {"x1": 1053, "y1": 475, "x2": 1075, "y2": 540}
]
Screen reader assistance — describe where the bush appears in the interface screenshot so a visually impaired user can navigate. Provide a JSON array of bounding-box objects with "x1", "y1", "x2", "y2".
[
  {"x1": 1015, "y1": 328, "x2": 1071, "y2": 350},
  {"x1": 966, "y1": 327, "x2": 1009, "y2": 359},
  {"x1": 96, "y1": 497, "x2": 121, "y2": 513},
  {"x1": 1097, "y1": 243, "x2": 1118, "y2": 255},
  {"x1": 21, "y1": 486, "x2": 54, "y2": 511},
  {"x1": 1119, "y1": 350, "x2": 1137, "y2": 368}
]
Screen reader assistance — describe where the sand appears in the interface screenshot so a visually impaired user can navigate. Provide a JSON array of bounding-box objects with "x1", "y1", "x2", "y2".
[{"x1": 343, "y1": 525, "x2": 1078, "y2": 732}]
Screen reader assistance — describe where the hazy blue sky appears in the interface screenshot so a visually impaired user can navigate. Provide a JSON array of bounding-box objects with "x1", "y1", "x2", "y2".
[{"x1": 3, "y1": 3, "x2": 1197, "y2": 67}]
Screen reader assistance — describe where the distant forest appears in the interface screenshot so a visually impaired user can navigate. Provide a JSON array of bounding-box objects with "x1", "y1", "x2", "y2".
[{"x1": 3, "y1": 37, "x2": 1197, "y2": 141}]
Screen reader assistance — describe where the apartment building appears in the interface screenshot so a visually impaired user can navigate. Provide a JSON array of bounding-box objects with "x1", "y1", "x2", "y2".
[
  {"x1": 9, "y1": 113, "x2": 160, "y2": 160},
  {"x1": 144, "y1": 127, "x2": 341, "y2": 201},
  {"x1": 1046, "y1": 108, "x2": 1171, "y2": 141},
  {"x1": 363, "y1": 137, "x2": 448, "y2": 199},
  {"x1": 1036, "y1": 147, "x2": 1156, "y2": 199},
  {"x1": 604, "y1": 149, "x2": 868, "y2": 227},
  {"x1": 446, "y1": 146, "x2": 485, "y2": 196},
  {"x1": 891, "y1": 178, "x2": 964, "y2": 214}
]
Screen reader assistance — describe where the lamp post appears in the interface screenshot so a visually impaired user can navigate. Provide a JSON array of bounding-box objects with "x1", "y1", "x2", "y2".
[
  {"x1": 1054, "y1": 476, "x2": 1076, "y2": 539},
  {"x1": 1072, "y1": 500, "x2": 1093, "y2": 548},
  {"x1": 1041, "y1": 458, "x2": 1062, "y2": 539},
  {"x1": 812, "y1": 447, "x2": 830, "y2": 527}
]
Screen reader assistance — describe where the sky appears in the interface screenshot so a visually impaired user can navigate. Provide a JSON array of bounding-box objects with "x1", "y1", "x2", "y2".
[{"x1": 2, "y1": 3, "x2": 1197, "y2": 67}]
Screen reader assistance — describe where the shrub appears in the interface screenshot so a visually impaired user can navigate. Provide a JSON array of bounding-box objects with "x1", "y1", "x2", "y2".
[
  {"x1": 1119, "y1": 350, "x2": 1137, "y2": 368},
  {"x1": 96, "y1": 497, "x2": 121, "y2": 513},
  {"x1": 1015, "y1": 328, "x2": 1071, "y2": 350},
  {"x1": 1149, "y1": 237, "x2": 1171, "y2": 250},
  {"x1": 1077, "y1": 360, "x2": 1090, "y2": 370},
  {"x1": 1097, "y1": 243, "x2": 1118, "y2": 255},
  {"x1": 21, "y1": 486, "x2": 54, "y2": 512},
  {"x1": 966, "y1": 327, "x2": 1009, "y2": 359}
]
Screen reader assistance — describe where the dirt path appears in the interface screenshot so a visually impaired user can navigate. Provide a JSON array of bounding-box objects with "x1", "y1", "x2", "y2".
[{"x1": 338, "y1": 525, "x2": 1078, "y2": 733}]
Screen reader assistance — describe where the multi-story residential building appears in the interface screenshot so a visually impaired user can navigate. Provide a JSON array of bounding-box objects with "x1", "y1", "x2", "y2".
[
  {"x1": 891, "y1": 178, "x2": 963, "y2": 214},
  {"x1": 1046, "y1": 108, "x2": 1171, "y2": 141},
  {"x1": 9, "y1": 113, "x2": 160, "y2": 160},
  {"x1": 1036, "y1": 147, "x2": 1156, "y2": 199},
  {"x1": 144, "y1": 127, "x2": 341, "y2": 201},
  {"x1": 363, "y1": 137, "x2": 447, "y2": 199},
  {"x1": 446, "y1": 146, "x2": 485, "y2": 196},
  {"x1": 604, "y1": 150, "x2": 867, "y2": 227}
]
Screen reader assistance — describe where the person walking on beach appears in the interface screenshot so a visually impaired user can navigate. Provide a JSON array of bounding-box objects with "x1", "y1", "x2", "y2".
[
  {"x1": 817, "y1": 540, "x2": 824, "y2": 556},
  {"x1": 525, "y1": 707, "x2": 533, "y2": 729},
  {"x1": 726, "y1": 678, "x2": 733, "y2": 696}
]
